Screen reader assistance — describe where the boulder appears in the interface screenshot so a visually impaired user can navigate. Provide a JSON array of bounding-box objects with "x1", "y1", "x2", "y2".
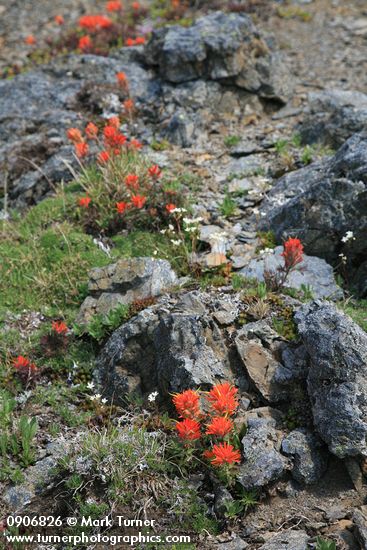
[
  {"x1": 281, "y1": 428, "x2": 328, "y2": 484},
  {"x1": 236, "y1": 321, "x2": 290, "y2": 402},
  {"x1": 97, "y1": 291, "x2": 234, "y2": 403},
  {"x1": 238, "y1": 412, "x2": 288, "y2": 490},
  {"x1": 145, "y1": 11, "x2": 293, "y2": 103},
  {"x1": 299, "y1": 89, "x2": 367, "y2": 148},
  {"x1": 258, "y1": 530, "x2": 310, "y2": 550},
  {"x1": 259, "y1": 132, "x2": 367, "y2": 295},
  {"x1": 295, "y1": 301, "x2": 367, "y2": 458},
  {"x1": 240, "y1": 246, "x2": 342, "y2": 299},
  {"x1": 77, "y1": 257, "x2": 177, "y2": 325}
]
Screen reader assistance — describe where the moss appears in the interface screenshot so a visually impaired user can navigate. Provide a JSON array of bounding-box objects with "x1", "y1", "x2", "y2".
[
  {"x1": 339, "y1": 299, "x2": 367, "y2": 333},
  {"x1": 257, "y1": 230, "x2": 277, "y2": 250}
]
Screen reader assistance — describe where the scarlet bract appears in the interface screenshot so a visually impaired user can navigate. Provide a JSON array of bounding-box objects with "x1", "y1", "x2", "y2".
[
  {"x1": 172, "y1": 389, "x2": 201, "y2": 419},
  {"x1": 281, "y1": 237, "x2": 304, "y2": 270},
  {"x1": 79, "y1": 15, "x2": 113, "y2": 31},
  {"x1": 210, "y1": 442, "x2": 241, "y2": 466},
  {"x1": 176, "y1": 418, "x2": 201, "y2": 441}
]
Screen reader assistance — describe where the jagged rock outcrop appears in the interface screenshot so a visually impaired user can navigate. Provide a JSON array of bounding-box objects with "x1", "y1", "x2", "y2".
[
  {"x1": 259, "y1": 132, "x2": 367, "y2": 295},
  {"x1": 295, "y1": 301, "x2": 367, "y2": 458}
]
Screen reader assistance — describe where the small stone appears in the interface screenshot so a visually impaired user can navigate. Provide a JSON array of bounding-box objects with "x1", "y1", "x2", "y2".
[
  {"x1": 258, "y1": 530, "x2": 310, "y2": 550},
  {"x1": 281, "y1": 428, "x2": 328, "y2": 484}
]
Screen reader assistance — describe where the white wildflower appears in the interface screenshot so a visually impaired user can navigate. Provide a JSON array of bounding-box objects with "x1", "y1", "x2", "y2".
[
  {"x1": 101, "y1": 398, "x2": 108, "y2": 405},
  {"x1": 168, "y1": 224, "x2": 175, "y2": 231},
  {"x1": 87, "y1": 381, "x2": 95, "y2": 390},
  {"x1": 148, "y1": 391, "x2": 159, "y2": 402},
  {"x1": 93, "y1": 238, "x2": 111, "y2": 257},
  {"x1": 90, "y1": 393, "x2": 101, "y2": 401},
  {"x1": 171, "y1": 239, "x2": 181, "y2": 246},
  {"x1": 339, "y1": 253, "x2": 347, "y2": 264},
  {"x1": 260, "y1": 248, "x2": 274, "y2": 256},
  {"x1": 341, "y1": 231, "x2": 355, "y2": 243}
]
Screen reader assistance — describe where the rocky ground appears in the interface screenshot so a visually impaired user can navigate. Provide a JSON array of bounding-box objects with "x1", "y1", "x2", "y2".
[{"x1": 1, "y1": 0, "x2": 367, "y2": 549}]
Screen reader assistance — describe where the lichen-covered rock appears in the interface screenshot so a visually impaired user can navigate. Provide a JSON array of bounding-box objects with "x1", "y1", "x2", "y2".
[
  {"x1": 281, "y1": 428, "x2": 328, "y2": 484},
  {"x1": 145, "y1": 11, "x2": 293, "y2": 102},
  {"x1": 238, "y1": 412, "x2": 288, "y2": 490},
  {"x1": 299, "y1": 89, "x2": 367, "y2": 148},
  {"x1": 295, "y1": 301, "x2": 367, "y2": 458},
  {"x1": 240, "y1": 246, "x2": 343, "y2": 299},
  {"x1": 236, "y1": 321, "x2": 290, "y2": 402},
  {"x1": 259, "y1": 132, "x2": 367, "y2": 295},
  {"x1": 97, "y1": 291, "x2": 234, "y2": 403},
  {"x1": 77, "y1": 257, "x2": 177, "y2": 325},
  {"x1": 258, "y1": 530, "x2": 310, "y2": 550}
]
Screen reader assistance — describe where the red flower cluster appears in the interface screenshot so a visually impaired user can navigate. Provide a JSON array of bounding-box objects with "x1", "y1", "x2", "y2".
[
  {"x1": 106, "y1": 0, "x2": 122, "y2": 11},
  {"x1": 52, "y1": 321, "x2": 68, "y2": 335},
  {"x1": 281, "y1": 237, "x2": 304, "y2": 271},
  {"x1": 25, "y1": 35, "x2": 36, "y2": 45},
  {"x1": 173, "y1": 383, "x2": 241, "y2": 467},
  {"x1": 13, "y1": 356, "x2": 37, "y2": 377},
  {"x1": 207, "y1": 382, "x2": 239, "y2": 416},
  {"x1": 125, "y1": 37, "x2": 145, "y2": 46},
  {"x1": 79, "y1": 14, "x2": 113, "y2": 31},
  {"x1": 79, "y1": 35, "x2": 92, "y2": 51},
  {"x1": 78, "y1": 196, "x2": 91, "y2": 208}
]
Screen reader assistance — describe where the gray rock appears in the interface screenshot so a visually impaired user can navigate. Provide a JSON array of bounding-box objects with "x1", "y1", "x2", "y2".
[
  {"x1": 154, "y1": 313, "x2": 233, "y2": 394},
  {"x1": 258, "y1": 530, "x2": 310, "y2": 550},
  {"x1": 214, "y1": 486, "x2": 234, "y2": 517},
  {"x1": 77, "y1": 257, "x2": 177, "y2": 324},
  {"x1": 240, "y1": 246, "x2": 342, "y2": 299},
  {"x1": 259, "y1": 132, "x2": 367, "y2": 295},
  {"x1": 145, "y1": 11, "x2": 293, "y2": 103},
  {"x1": 3, "y1": 437, "x2": 72, "y2": 510},
  {"x1": 236, "y1": 321, "x2": 290, "y2": 402},
  {"x1": 238, "y1": 415, "x2": 288, "y2": 490},
  {"x1": 97, "y1": 291, "x2": 233, "y2": 402},
  {"x1": 216, "y1": 535, "x2": 249, "y2": 550},
  {"x1": 295, "y1": 301, "x2": 367, "y2": 458},
  {"x1": 353, "y1": 507, "x2": 367, "y2": 547},
  {"x1": 281, "y1": 428, "x2": 328, "y2": 484},
  {"x1": 299, "y1": 89, "x2": 367, "y2": 148}
]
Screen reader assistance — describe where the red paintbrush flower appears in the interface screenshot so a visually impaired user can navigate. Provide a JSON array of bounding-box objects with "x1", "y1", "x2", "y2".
[
  {"x1": 129, "y1": 138, "x2": 142, "y2": 150},
  {"x1": 75, "y1": 142, "x2": 89, "y2": 158},
  {"x1": 52, "y1": 321, "x2": 68, "y2": 335},
  {"x1": 211, "y1": 442, "x2": 241, "y2": 466},
  {"x1": 66, "y1": 128, "x2": 83, "y2": 143},
  {"x1": 176, "y1": 418, "x2": 201, "y2": 441},
  {"x1": 116, "y1": 201, "x2": 128, "y2": 214},
  {"x1": 165, "y1": 203, "x2": 176, "y2": 213},
  {"x1": 98, "y1": 150, "x2": 110, "y2": 164},
  {"x1": 125, "y1": 38, "x2": 135, "y2": 46},
  {"x1": 25, "y1": 35, "x2": 36, "y2": 45},
  {"x1": 134, "y1": 36, "x2": 145, "y2": 45},
  {"x1": 172, "y1": 389, "x2": 201, "y2": 419},
  {"x1": 123, "y1": 98, "x2": 134, "y2": 114},
  {"x1": 148, "y1": 165, "x2": 162, "y2": 178},
  {"x1": 116, "y1": 72, "x2": 128, "y2": 87},
  {"x1": 79, "y1": 14, "x2": 112, "y2": 31},
  {"x1": 78, "y1": 196, "x2": 91, "y2": 208},
  {"x1": 207, "y1": 382, "x2": 239, "y2": 416},
  {"x1": 108, "y1": 116, "x2": 120, "y2": 129},
  {"x1": 131, "y1": 195, "x2": 146, "y2": 209},
  {"x1": 281, "y1": 237, "x2": 304, "y2": 271},
  {"x1": 78, "y1": 35, "x2": 92, "y2": 51},
  {"x1": 206, "y1": 416, "x2": 233, "y2": 438},
  {"x1": 85, "y1": 122, "x2": 98, "y2": 139},
  {"x1": 125, "y1": 174, "x2": 139, "y2": 189},
  {"x1": 106, "y1": 0, "x2": 122, "y2": 11},
  {"x1": 54, "y1": 15, "x2": 65, "y2": 25},
  {"x1": 13, "y1": 356, "x2": 37, "y2": 376}
]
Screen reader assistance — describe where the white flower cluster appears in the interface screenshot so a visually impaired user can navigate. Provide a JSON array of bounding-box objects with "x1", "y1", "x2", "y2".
[
  {"x1": 341, "y1": 230, "x2": 355, "y2": 243},
  {"x1": 259, "y1": 248, "x2": 275, "y2": 256},
  {"x1": 87, "y1": 382, "x2": 107, "y2": 404},
  {"x1": 148, "y1": 391, "x2": 158, "y2": 402}
]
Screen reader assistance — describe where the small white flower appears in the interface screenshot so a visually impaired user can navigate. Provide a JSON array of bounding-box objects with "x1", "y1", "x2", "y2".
[
  {"x1": 87, "y1": 381, "x2": 95, "y2": 390},
  {"x1": 171, "y1": 239, "x2": 181, "y2": 246},
  {"x1": 341, "y1": 230, "x2": 355, "y2": 243},
  {"x1": 153, "y1": 250, "x2": 158, "y2": 256},
  {"x1": 148, "y1": 391, "x2": 159, "y2": 402},
  {"x1": 168, "y1": 224, "x2": 175, "y2": 231},
  {"x1": 252, "y1": 208, "x2": 260, "y2": 215},
  {"x1": 339, "y1": 253, "x2": 347, "y2": 264},
  {"x1": 93, "y1": 238, "x2": 111, "y2": 257},
  {"x1": 101, "y1": 398, "x2": 108, "y2": 405},
  {"x1": 260, "y1": 247, "x2": 274, "y2": 256},
  {"x1": 90, "y1": 393, "x2": 101, "y2": 402},
  {"x1": 160, "y1": 229, "x2": 167, "y2": 234}
]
